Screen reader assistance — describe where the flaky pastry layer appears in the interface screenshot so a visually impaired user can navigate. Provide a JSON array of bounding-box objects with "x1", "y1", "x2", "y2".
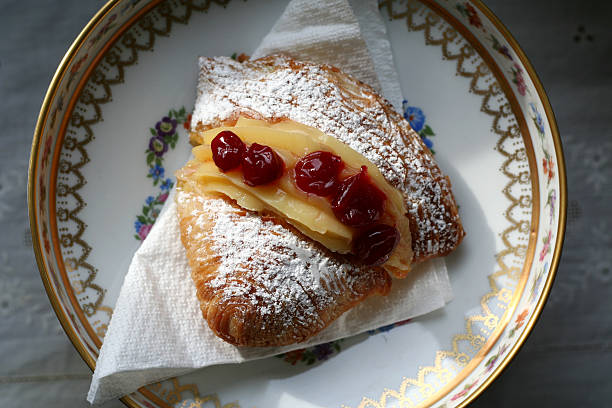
[
  {"x1": 191, "y1": 55, "x2": 465, "y2": 263},
  {"x1": 176, "y1": 180, "x2": 391, "y2": 347},
  {"x1": 178, "y1": 55, "x2": 465, "y2": 346}
]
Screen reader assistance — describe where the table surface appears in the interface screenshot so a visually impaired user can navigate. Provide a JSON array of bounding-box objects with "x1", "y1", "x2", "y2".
[{"x1": 1, "y1": 0, "x2": 610, "y2": 406}]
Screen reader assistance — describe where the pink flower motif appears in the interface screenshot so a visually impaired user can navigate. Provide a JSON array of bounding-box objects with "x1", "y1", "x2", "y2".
[
  {"x1": 511, "y1": 63, "x2": 527, "y2": 96},
  {"x1": 451, "y1": 389, "x2": 468, "y2": 401},
  {"x1": 138, "y1": 224, "x2": 152, "y2": 240},
  {"x1": 517, "y1": 73, "x2": 526, "y2": 94},
  {"x1": 158, "y1": 192, "x2": 169, "y2": 203},
  {"x1": 451, "y1": 381, "x2": 478, "y2": 401},
  {"x1": 539, "y1": 230, "x2": 552, "y2": 261}
]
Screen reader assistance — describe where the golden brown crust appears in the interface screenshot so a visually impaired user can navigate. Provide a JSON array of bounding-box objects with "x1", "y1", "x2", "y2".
[
  {"x1": 177, "y1": 55, "x2": 465, "y2": 346},
  {"x1": 176, "y1": 178, "x2": 391, "y2": 347}
]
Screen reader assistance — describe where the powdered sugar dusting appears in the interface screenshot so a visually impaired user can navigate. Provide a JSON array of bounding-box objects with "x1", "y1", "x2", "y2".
[
  {"x1": 176, "y1": 188, "x2": 389, "y2": 344},
  {"x1": 193, "y1": 55, "x2": 464, "y2": 261}
]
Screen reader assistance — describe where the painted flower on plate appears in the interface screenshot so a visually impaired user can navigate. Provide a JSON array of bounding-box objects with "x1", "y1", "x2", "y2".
[
  {"x1": 149, "y1": 164, "x2": 165, "y2": 182},
  {"x1": 157, "y1": 192, "x2": 169, "y2": 204},
  {"x1": 450, "y1": 381, "x2": 478, "y2": 401},
  {"x1": 283, "y1": 349, "x2": 305, "y2": 365},
  {"x1": 160, "y1": 178, "x2": 173, "y2": 191},
  {"x1": 529, "y1": 103, "x2": 545, "y2": 135},
  {"x1": 88, "y1": 14, "x2": 117, "y2": 47},
  {"x1": 484, "y1": 354, "x2": 499, "y2": 373},
  {"x1": 134, "y1": 220, "x2": 153, "y2": 240},
  {"x1": 70, "y1": 54, "x2": 89, "y2": 75},
  {"x1": 134, "y1": 107, "x2": 188, "y2": 241},
  {"x1": 529, "y1": 261, "x2": 548, "y2": 302},
  {"x1": 547, "y1": 189, "x2": 556, "y2": 220},
  {"x1": 539, "y1": 230, "x2": 552, "y2": 262},
  {"x1": 484, "y1": 343, "x2": 509, "y2": 373},
  {"x1": 511, "y1": 63, "x2": 527, "y2": 96},
  {"x1": 184, "y1": 113, "x2": 192, "y2": 130},
  {"x1": 155, "y1": 116, "x2": 178, "y2": 137},
  {"x1": 403, "y1": 103, "x2": 426, "y2": 132},
  {"x1": 515, "y1": 309, "x2": 528, "y2": 328},
  {"x1": 456, "y1": 2, "x2": 483, "y2": 29},
  {"x1": 313, "y1": 343, "x2": 334, "y2": 361},
  {"x1": 138, "y1": 224, "x2": 152, "y2": 240},
  {"x1": 149, "y1": 136, "x2": 168, "y2": 157},
  {"x1": 490, "y1": 34, "x2": 512, "y2": 60},
  {"x1": 543, "y1": 156, "x2": 555, "y2": 183},
  {"x1": 402, "y1": 100, "x2": 436, "y2": 151}
]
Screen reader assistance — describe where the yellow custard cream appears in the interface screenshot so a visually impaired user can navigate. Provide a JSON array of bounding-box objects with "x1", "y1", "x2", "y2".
[{"x1": 179, "y1": 117, "x2": 413, "y2": 274}]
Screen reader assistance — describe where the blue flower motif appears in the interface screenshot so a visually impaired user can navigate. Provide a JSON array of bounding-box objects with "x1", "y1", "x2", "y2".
[
  {"x1": 134, "y1": 220, "x2": 142, "y2": 233},
  {"x1": 422, "y1": 136, "x2": 434, "y2": 149},
  {"x1": 529, "y1": 103, "x2": 545, "y2": 135},
  {"x1": 149, "y1": 164, "x2": 165, "y2": 182},
  {"x1": 160, "y1": 178, "x2": 173, "y2": 191},
  {"x1": 145, "y1": 196, "x2": 155, "y2": 205},
  {"x1": 402, "y1": 100, "x2": 426, "y2": 132}
]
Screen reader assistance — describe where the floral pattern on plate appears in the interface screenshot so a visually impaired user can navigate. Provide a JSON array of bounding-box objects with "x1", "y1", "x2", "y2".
[
  {"x1": 134, "y1": 107, "x2": 190, "y2": 241},
  {"x1": 402, "y1": 100, "x2": 436, "y2": 153}
]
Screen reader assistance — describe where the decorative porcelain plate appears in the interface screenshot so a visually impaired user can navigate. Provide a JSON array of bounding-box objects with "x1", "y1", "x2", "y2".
[{"x1": 28, "y1": 0, "x2": 566, "y2": 407}]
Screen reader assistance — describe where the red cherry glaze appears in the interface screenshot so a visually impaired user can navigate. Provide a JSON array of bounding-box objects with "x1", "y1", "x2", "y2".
[
  {"x1": 353, "y1": 224, "x2": 400, "y2": 266},
  {"x1": 331, "y1": 166, "x2": 386, "y2": 227},
  {"x1": 211, "y1": 131, "x2": 246, "y2": 171},
  {"x1": 242, "y1": 143, "x2": 284, "y2": 186},
  {"x1": 294, "y1": 151, "x2": 343, "y2": 196}
]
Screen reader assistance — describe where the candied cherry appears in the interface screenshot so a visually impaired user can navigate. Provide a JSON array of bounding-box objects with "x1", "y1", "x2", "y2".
[
  {"x1": 242, "y1": 143, "x2": 284, "y2": 186},
  {"x1": 211, "y1": 131, "x2": 246, "y2": 171},
  {"x1": 353, "y1": 224, "x2": 400, "y2": 266},
  {"x1": 294, "y1": 151, "x2": 343, "y2": 196},
  {"x1": 331, "y1": 166, "x2": 386, "y2": 227}
]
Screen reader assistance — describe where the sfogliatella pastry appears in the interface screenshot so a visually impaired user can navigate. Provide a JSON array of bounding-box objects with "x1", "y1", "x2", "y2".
[{"x1": 175, "y1": 55, "x2": 465, "y2": 347}]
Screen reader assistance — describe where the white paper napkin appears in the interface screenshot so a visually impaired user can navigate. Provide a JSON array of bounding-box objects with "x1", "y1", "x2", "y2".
[
  {"x1": 88, "y1": 0, "x2": 453, "y2": 403},
  {"x1": 251, "y1": 0, "x2": 404, "y2": 112}
]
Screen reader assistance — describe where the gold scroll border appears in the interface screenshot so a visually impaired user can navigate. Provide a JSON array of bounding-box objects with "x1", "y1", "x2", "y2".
[
  {"x1": 30, "y1": 1, "x2": 235, "y2": 407},
  {"x1": 346, "y1": 0, "x2": 558, "y2": 407},
  {"x1": 29, "y1": 3, "x2": 564, "y2": 404},
  {"x1": 27, "y1": 1, "x2": 152, "y2": 407},
  {"x1": 454, "y1": 0, "x2": 565, "y2": 407}
]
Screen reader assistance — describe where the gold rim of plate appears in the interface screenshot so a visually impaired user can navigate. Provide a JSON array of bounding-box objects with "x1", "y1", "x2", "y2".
[
  {"x1": 27, "y1": 0, "x2": 566, "y2": 407},
  {"x1": 456, "y1": 1, "x2": 566, "y2": 406}
]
